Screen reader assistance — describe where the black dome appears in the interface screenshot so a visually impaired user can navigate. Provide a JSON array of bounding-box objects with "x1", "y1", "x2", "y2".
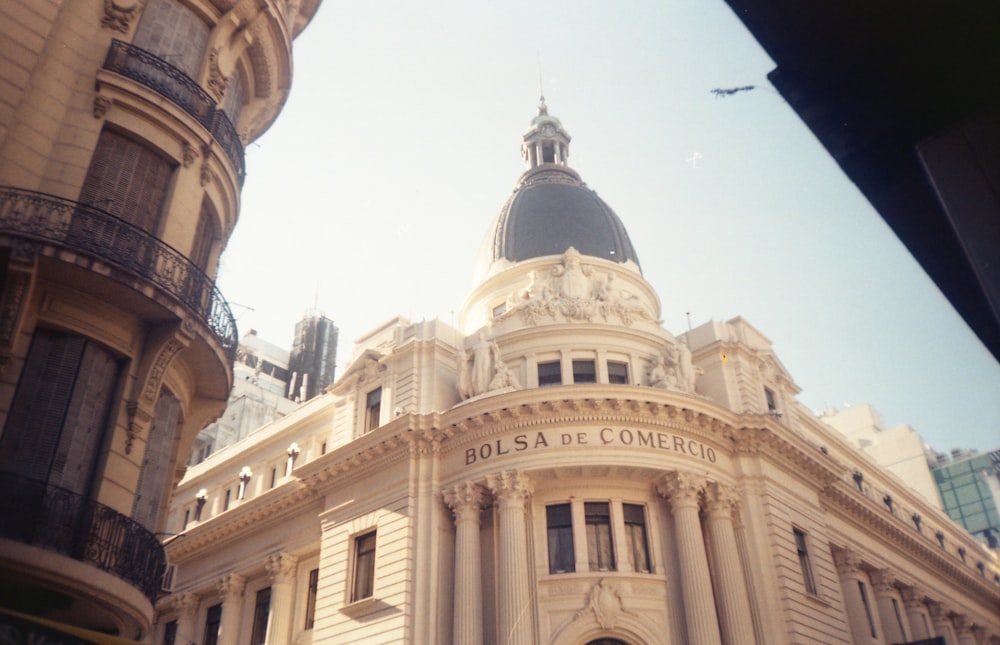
[{"x1": 485, "y1": 166, "x2": 640, "y2": 268}]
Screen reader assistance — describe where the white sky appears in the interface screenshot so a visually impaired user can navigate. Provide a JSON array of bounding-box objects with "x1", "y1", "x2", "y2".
[{"x1": 217, "y1": 1, "x2": 1000, "y2": 452}]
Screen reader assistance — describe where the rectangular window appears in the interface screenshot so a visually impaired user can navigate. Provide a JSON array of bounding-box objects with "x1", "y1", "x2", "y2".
[
  {"x1": 585, "y1": 502, "x2": 615, "y2": 571},
  {"x1": 764, "y1": 386, "x2": 777, "y2": 412},
  {"x1": 352, "y1": 531, "x2": 377, "y2": 602},
  {"x1": 608, "y1": 361, "x2": 629, "y2": 384},
  {"x1": 249, "y1": 587, "x2": 271, "y2": 645},
  {"x1": 623, "y1": 504, "x2": 651, "y2": 573},
  {"x1": 304, "y1": 568, "x2": 319, "y2": 630},
  {"x1": 162, "y1": 620, "x2": 177, "y2": 645},
  {"x1": 321, "y1": 442, "x2": 327, "y2": 455},
  {"x1": 858, "y1": 581, "x2": 877, "y2": 638},
  {"x1": 365, "y1": 387, "x2": 382, "y2": 432},
  {"x1": 538, "y1": 361, "x2": 562, "y2": 387},
  {"x1": 270, "y1": 467, "x2": 277, "y2": 488},
  {"x1": 222, "y1": 489, "x2": 230, "y2": 511},
  {"x1": 891, "y1": 598, "x2": 907, "y2": 639},
  {"x1": 572, "y1": 360, "x2": 596, "y2": 384},
  {"x1": 182, "y1": 509, "x2": 190, "y2": 530},
  {"x1": 203, "y1": 604, "x2": 221, "y2": 645},
  {"x1": 793, "y1": 528, "x2": 817, "y2": 594},
  {"x1": 546, "y1": 504, "x2": 575, "y2": 574}
]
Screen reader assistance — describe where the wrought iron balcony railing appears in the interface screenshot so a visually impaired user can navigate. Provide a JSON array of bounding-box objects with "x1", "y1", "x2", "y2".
[
  {"x1": 103, "y1": 40, "x2": 246, "y2": 184},
  {"x1": 0, "y1": 472, "x2": 167, "y2": 603},
  {"x1": 0, "y1": 187, "x2": 237, "y2": 361}
]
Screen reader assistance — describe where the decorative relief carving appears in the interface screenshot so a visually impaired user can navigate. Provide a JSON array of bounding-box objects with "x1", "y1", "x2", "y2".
[
  {"x1": 101, "y1": 0, "x2": 144, "y2": 33},
  {"x1": 125, "y1": 401, "x2": 153, "y2": 455},
  {"x1": 172, "y1": 592, "x2": 199, "y2": 615},
  {"x1": 93, "y1": 95, "x2": 113, "y2": 119},
  {"x1": 182, "y1": 142, "x2": 198, "y2": 167},
  {"x1": 574, "y1": 579, "x2": 636, "y2": 630},
  {"x1": 868, "y1": 569, "x2": 896, "y2": 595},
  {"x1": 142, "y1": 339, "x2": 184, "y2": 403},
  {"x1": 200, "y1": 162, "x2": 215, "y2": 187},
  {"x1": 207, "y1": 47, "x2": 229, "y2": 99},
  {"x1": 704, "y1": 481, "x2": 739, "y2": 519},
  {"x1": 496, "y1": 248, "x2": 653, "y2": 326}
]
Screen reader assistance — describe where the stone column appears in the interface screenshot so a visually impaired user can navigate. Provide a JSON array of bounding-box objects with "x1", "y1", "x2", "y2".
[
  {"x1": 173, "y1": 592, "x2": 200, "y2": 645},
  {"x1": 870, "y1": 569, "x2": 906, "y2": 644},
  {"x1": 927, "y1": 601, "x2": 955, "y2": 644},
  {"x1": 953, "y1": 615, "x2": 976, "y2": 645},
  {"x1": 265, "y1": 552, "x2": 299, "y2": 645},
  {"x1": 832, "y1": 548, "x2": 878, "y2": 645},
  {"x1": 657, "y1": 472, "x2": 722, "y2": 645},
  {"x1": 217, "y1": 573, "x2": 246, "y2": 645},
  {"x1": 443, "y1": 482, "x2": 487, "y2": 645},
  {"x1": 704, "y1": 482, "x2": 755, "y2": 645},
  {"x1": 486, "y1": 470, "x2": 533, "y2": 645},
  {"x1": 900, "y1": 586, "x2": 930, "y2": 640}
]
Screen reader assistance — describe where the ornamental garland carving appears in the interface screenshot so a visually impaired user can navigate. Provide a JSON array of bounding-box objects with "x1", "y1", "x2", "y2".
[
  {"x1": 495, "y1": 248, "x2": 653, "y2": 327},
  {"x1": 93, "y1": 96, "x2": 113, "y2": 119}
]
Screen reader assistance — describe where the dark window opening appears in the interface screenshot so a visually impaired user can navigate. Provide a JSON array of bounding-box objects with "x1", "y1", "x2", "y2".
[
  {"x1": 352, "y1": 531, "x2": 377, "y2": 601},
  {"x1": 546, "y1": 504, "x2": 575, "y2": 574},
  {"x1": 249, "y1": 587, "x2": 270, "y2": 645},
  {"x1": 365, "y1": 387, "x2": 382, "y2": 432},
  {"x1": 794, "y1": 528, "x2": 817, "y2": 594},
  {"x1": 608, "y1": 361, "x2": 629, "y2": 384},
  {"x1": 538, "y1": 361, "x2": 562, "y2": 387},
  {"x1": 585, "y1": 502, "x2": 615, "y2": 571},
  {"x1": 304, "y1": 568, "x2": 319, "y2": 629},
  {"x1": 572, "y1": 360, "x2": 596, "y2": 384},
  {"x1": 623, "y1": 504, "x2": 651, "y2": 573},
  {"x1": 203, "y1": 604, "x2": 221, "y2": 645}
]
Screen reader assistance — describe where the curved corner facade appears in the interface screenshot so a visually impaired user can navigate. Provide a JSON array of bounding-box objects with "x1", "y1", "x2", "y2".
[
  {"x1": 156, "y1": 106, "x2": 1000, "y2": 645},
  {"x1": 0, "y1": 0, "x2": 319, "y2": 639}
]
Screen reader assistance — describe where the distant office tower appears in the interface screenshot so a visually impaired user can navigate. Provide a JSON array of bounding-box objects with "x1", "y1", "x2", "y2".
[
  {"x1": 288, "y1": 315, "x2": 339, "y2": 401},
  {"x1": 934, "y1": 449, "x2": 1000, "y2": 548},
  {"x1": 0, "y1": 0, "x2": 321, "y2": 641}
]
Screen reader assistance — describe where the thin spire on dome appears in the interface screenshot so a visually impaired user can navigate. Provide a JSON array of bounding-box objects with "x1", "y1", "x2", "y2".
[{"x1": 536, "y1": 53, "x2": 547, "y2": 115}]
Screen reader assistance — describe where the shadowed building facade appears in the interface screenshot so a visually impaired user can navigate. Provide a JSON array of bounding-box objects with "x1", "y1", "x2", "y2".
[
  {"x1": 0, "y1": 0, "x2": 319, "y2": 640},
  {"x1": 158, "y1": 104, "x2": 1000, "y2": 645}
]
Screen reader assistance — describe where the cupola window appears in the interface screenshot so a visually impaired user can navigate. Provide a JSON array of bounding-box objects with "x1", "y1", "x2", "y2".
[
  {"x1": 538, "y1": 361, "x2": 562, "y2": 387},
  {"x1": 572, "y1": 360, "x2": 596, "y2": 384}
]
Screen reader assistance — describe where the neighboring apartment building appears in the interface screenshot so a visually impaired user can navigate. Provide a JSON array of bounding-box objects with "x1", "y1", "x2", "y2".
[
  {"x1": 159, "y1": 104, "x2": 1000, "y2": 645},
  {"x1": 933, "y1": 449, "x2": 1000, "y2": 549},
  {"x1": 0, "y1": 0, "x2": 320, "y2": 641},
  {"x1": 820, "y1": 404, "x2": 943, "y2": 508}
]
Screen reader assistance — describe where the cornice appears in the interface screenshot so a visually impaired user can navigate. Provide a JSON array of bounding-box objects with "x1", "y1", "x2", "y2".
[
  {"x1": 729, "y1": 421, "x2": 846, "y2": 488},
  {"x1": 167, "y1": 479, "x2": 317, "y2": 560},
  {"x1": 820, "y1": 481, "x2": 1000, "y2": 605}
]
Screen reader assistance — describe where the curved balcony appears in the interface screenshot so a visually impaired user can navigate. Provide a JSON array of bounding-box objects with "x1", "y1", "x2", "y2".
[
  {"x1": 0, "y1": 472, "x2": 166, "y2": 603},
  {"x1": 0, "y1": 186, "x2": 237, "y2": 361},
  {"x1": 103, "y1": 39, "x2": 245, "y2": 184}
]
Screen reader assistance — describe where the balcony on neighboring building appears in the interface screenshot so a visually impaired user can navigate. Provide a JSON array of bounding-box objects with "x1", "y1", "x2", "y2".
[
  {"x1": 102, "y1": 39, "x2": 246, "y2": 184},
  {"x1": 0, "y1": 472, "x2": 166, "y2": 603},
  {"x1": 0, "y1": 186, "x2": 238, "y2": 361}
]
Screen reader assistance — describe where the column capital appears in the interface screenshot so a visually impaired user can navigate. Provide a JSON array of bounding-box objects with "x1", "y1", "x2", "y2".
[
  {"x1": 704, "y1": 480, "x2": 740, "y2": 519},
  {"x1": 217, "y1": 573, "x2": 245, "y2": 601},
  {"x1": 656, "y1": 471, "x2": 705, "y2": 509},
  {"x1": 869, "y1": 569, "x2": 896, "y2": 596},
  {"x1": 899, "y1": 585, "x2": 925, "y2": 609},
  {"x1": 486, "y1": 470, "x2": 532, "y2": 509},
  {"x1": 832, "y1": 547, "x2": 863, "y2": 576},
  {"x1": 172, "y1": 592, "x2": 200, "y2": 616},
  {"x1": 952, "y1": 614, "x2": 972, "y2": 636},
  {"x1": 926, "y1": 600, "x2": 948, "y2": 623},
  {"x1": 266, "y1": 552, "x2": 299, "y2": 584},
  {"x1": 443, "y1": 481, "x2": 487, "y2": 522}
]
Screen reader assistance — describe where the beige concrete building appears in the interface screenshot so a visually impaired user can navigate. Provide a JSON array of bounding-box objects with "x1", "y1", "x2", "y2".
[
  {"x1": 160, "y1": 103, "x2": 1000, "y2": 645},
  {"x1": 0, "y1": 0, "x2": 319, "y2": 641}
]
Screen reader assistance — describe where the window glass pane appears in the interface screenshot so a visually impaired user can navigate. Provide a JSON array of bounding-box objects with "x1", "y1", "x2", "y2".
[
  {"x1": 572, "y1": 360, "x2": 596, "y2": 384},
  {"x1": 623, "y1": 504, "x2": 650, "y2": 573},
  {"x1": 353, "y1": 531, "x2": 377, "y2": 601},
  {"x1": 304, "y1": 568, "x2": 319, "y2": 629},
  {"x1": 249, "y1": 587, "x2": 270, "y2": 645},
  {"x1": 365, "y1": 387, "x2": 382, "y2": 432},
  {"x1": 546, "y1": 504, "x2": 575, "y2": 574},
  {"x1": 607, "y1": 361, "x2": 629, "y2": 384},
  {"x1": 203, "y1": 604, "x2": 221, "y2": 645},
  {"x1": 538, "y1": 361, "x2": 561, "y2": 386}
]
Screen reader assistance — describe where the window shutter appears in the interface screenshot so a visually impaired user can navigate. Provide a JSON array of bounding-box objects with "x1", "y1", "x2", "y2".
[
  {"x1": 133, "y1": 0, "x2": 210, "y2": 78},
  {"x1": 132, "y1": 389, "x2": 182, "y2": 531}
]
